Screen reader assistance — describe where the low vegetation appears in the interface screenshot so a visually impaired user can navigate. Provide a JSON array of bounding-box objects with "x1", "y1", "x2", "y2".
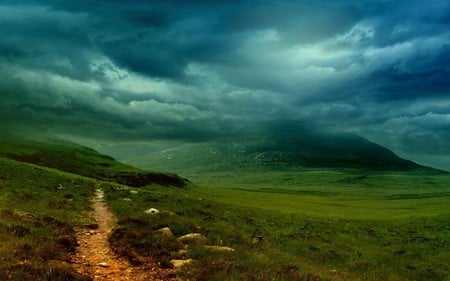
[
  {"x1": 0, "y1": 136, "x2": 187, "y2": 187},
  {"x1": 0, "y1": 138, "x2": 448, "y2": 280},
  {"x1": 103, "y1": 169, "x2": 450, "y2": 281},
  {"x1": 0, "y1": 157, "x2": 94, "y2": 280}
]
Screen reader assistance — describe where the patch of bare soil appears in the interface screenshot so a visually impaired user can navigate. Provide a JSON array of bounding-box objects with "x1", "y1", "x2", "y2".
[{"x1": 71, "y1": 189, "x2": 180, "y2": 281}]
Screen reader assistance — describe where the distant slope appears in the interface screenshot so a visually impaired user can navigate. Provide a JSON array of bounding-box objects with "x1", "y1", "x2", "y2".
[
  {"x1": 0, "y1": 136, "x2": 187, "y2": 187},
  {"x1": 126, "y1": 120, "x2": 429, "y2": 173}
]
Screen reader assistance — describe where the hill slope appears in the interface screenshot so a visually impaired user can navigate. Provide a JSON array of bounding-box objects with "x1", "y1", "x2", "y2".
[
  {"x1": 126, "y1": 120, "x2": 425, "y2": 173},
  {"x1": 0, "y1": 136, "x2": 187, "y2": 187}
]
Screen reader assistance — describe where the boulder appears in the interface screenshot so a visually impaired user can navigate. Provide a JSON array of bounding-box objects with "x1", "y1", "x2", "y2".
[{"x1": 177, "y1": 233, "x2": 207, "y2": 245}]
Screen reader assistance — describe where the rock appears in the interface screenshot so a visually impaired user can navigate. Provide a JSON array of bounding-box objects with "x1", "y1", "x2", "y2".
[
  {"x1": 170, "y1": 259, "x2": 194, "y2": 269},
  {"x1": 57, "y1": 184, "x2": 63, "y2": 190},
  {"x1": 252, "y1": 236, "x2": 263, "y2": 244},
  {"x1": 98, "y1": 262, "x2": 109, "y2": 268},
  {"x1": 130, "y1": 190, "x2": 138, "y2": 194},
  {"x1": 145, "y1": 208, "x2": 160, "y2": 215},
  {"x1": 204, "y1": 245, "x2": 235, "y2": 252},
  {"x1": 156, "y1": 227, "x2": 174, "y2": 238},
  {"x1": 122, "y1": 198, "x2": 132, "y2": 202},
  {"x1": 177, "y1": 233, "x2": 207, "y2": 245}
]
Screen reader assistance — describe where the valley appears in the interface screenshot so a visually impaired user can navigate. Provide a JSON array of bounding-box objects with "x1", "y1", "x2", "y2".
[
  {"x1": 0, "y1": 137, "x2": 448, "y2": 280},
  {"x1": 3, "y1": 1, "x2": 449, "y2": 280}
]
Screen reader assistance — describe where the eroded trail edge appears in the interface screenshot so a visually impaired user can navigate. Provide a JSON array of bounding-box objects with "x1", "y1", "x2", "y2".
[{"x1": 71, "y1": 189, "x2": 179, "y2": 281}]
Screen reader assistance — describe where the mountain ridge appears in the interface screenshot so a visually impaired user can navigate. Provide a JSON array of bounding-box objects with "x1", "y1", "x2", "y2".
[{"x1": 125, "y1": 120, "x2": 438, "y2": 174}]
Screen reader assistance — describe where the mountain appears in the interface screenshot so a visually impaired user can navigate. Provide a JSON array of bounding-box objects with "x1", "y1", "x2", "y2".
[
  {"x1": 125, "y1": 120, "x2": 426, "y2": 173},
  {"x1": 0, "y1": 136, "x2": 188, "y2": 187}
]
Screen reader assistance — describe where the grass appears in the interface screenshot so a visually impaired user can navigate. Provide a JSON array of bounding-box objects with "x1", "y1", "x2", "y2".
[
  {"x1": 102, "y1": 169, "x2": 450, "y2": 281},
  {"x1": 0, "y1": 157, "x2": 95, "y2": 280},
  {"x1": 0, "y1": 136, "x2": 187, "y2": 187},
  {"x1": 0, "y1": 138, "x2": 449, "y2": 280}
]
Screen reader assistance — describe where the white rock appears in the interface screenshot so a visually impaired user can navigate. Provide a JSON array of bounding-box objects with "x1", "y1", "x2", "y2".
[
  {"x1": 204, "y1": 245, "x2": 235, "y2": 252},
  {"x1": 145, "y1": 208, "x2": 160, "y2": 215},
  {"x1": 177, "y1": 233, "x2": 207, "y2": 245},
  {"x1": 156, "y1": 227, "x2": 174, "y2": 237},
  {"x1": 122, "y1": 198, "x2": 132, "y2": 202},
  {"x1": 130, "y1": 190, "x2": 138, "y2": 194}
]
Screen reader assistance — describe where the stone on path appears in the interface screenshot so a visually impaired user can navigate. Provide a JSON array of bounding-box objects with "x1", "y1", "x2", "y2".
[{"x1": 170, "y1": 259, "x2": 194, "y2": 269}]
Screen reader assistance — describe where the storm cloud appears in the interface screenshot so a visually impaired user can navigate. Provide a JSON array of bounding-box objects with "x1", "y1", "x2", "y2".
[{"x1": 0, "y1": 0, "x2": 449, "y2": 169}]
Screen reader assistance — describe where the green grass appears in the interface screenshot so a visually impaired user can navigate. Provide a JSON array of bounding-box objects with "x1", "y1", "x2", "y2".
[
  {"x1": 1, "y1": 138, "x2": 449, "y2": 280},
  {"x1": 0, "y1": 157, "x2": 95, "y2": 280},
  {"x1": 0, "y1": 136, "x2": 187, "y2": 187},
  {"x1": 102, "y1": 169, "x2": 450, "y2": 281}
]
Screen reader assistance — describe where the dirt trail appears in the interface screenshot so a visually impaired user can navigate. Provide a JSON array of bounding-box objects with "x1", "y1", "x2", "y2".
[{"x1": 71, "y1": 189, "x2": 179, "y2": 281}]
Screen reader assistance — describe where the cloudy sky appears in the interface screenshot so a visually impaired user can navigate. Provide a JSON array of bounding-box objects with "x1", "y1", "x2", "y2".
[{"x1": 0, "y1": 0, "x2": 449, "y2": 169}]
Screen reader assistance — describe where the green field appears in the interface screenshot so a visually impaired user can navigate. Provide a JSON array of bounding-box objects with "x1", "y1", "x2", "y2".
[
  {"x1": 0, "y1": 138, "x2": 449, "y2": 280},
  {"x1": 103, "y1": 169, "x2": 450, "y2": 281},
  {"x1": 186, "y1": 170, "x2": 450, "y2": 219}
]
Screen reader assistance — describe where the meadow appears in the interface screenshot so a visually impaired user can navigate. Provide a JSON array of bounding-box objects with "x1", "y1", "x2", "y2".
[
  {"x1": 0, "y1": 138, "x2": 449, "y2": 280},
  {"x1": 103, "y1": 168, "x2": 450, "y2": 281}
]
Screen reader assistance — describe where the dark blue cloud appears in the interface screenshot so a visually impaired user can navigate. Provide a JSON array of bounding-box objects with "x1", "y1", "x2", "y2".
[{"x1": 0, "y1": 0, "x2": 450, "y2": 168}]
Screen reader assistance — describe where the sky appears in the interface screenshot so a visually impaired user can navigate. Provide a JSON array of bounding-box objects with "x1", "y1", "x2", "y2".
[{"x1": 0, "y1": 0, "x2": 449, "y2": 169}]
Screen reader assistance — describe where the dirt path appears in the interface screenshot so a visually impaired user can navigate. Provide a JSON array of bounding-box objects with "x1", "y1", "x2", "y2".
[{"x1": 71, "y1": 189, "x2": 180, "y2": 281}]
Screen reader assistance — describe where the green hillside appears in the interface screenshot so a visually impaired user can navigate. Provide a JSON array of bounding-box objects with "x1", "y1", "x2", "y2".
[
  {"x1": 0, "y1": 136, "x2": 187, "y2": 187},
  {"x1": 125, "y1": 120, "x2": 431, "y2": 174},
  {"x1": 0, "y1": 157, "x2": 94, "y2": 280}
]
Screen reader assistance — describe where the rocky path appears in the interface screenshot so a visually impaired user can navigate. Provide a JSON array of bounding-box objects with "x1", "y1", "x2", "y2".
[{"x1": 71, "y1": 189, "x2": 180, "y2": 281}]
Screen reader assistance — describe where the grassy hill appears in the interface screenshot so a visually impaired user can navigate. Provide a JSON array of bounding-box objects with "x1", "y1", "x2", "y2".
[
  {"x1": 0, "y1": 157, "x2": 94, "y2": 280},
  {"x1": 124, "y1": 120, "x2": 433, "y2": 175},
  {"x1": 0, "y1": 136, "x2": 187, "y2": 187}
]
